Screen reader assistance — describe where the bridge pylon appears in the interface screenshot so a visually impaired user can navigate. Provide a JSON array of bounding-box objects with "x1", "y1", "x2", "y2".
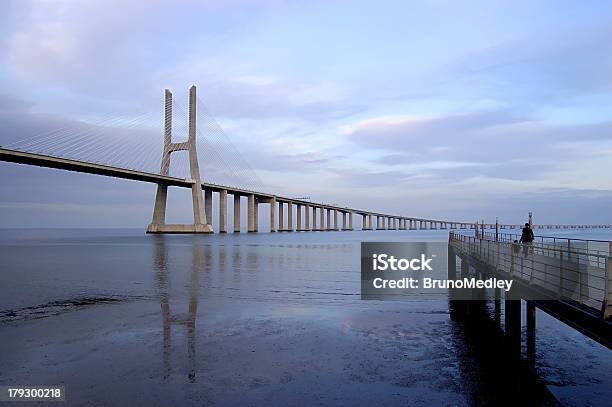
[{"x1": 147, "y1": 86, "x2": 213, "y2": 234}]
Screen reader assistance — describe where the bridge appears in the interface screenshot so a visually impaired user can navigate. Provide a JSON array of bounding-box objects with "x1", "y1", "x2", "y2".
[
  {"x1": 448, "y1": 230, "x2": 612, "y2": 353},
  {"x1": 1, "y1": 85, "x2": 610, "y2": 234}
]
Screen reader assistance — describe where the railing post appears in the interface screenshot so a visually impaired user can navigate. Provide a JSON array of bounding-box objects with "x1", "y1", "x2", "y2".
[{"x1": 495, "y1": 217, "x2": 499, "y2": 242}]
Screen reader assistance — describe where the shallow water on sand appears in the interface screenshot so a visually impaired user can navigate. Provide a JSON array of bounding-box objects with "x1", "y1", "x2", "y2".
[{"x1": 0, "y1": 229, "x2": 610, "y2": 406}]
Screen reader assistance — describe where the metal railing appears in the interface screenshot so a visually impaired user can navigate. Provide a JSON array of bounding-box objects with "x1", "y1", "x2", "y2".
[
  {"x1": 484, "y1": 231, "x2": 611, "y2": 259},
  {"x1": 449, "y1": 231, "x2": 612, "y2": 319}
]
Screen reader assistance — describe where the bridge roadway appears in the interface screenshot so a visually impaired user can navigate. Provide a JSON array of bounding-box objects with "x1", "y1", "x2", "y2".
[
  {"x1": 1, "y1": 147, "x2": 611, "y2": 233},
  {"x1": 449, "y1": 231, "x2": 612, "y2": 348}
]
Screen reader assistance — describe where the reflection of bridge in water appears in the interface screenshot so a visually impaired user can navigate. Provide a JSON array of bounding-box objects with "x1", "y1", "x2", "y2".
[
  {"x1": 153, "y1": 236, "x2": 202, "y2": 381},
  {"x1": 448, "y1": 231, "x2": 612, "y2": 355}
]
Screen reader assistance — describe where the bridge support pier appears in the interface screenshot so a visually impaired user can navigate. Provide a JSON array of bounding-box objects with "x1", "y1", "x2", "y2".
[
  {"x1": 219, "y1": 190, "x2": 227, "y2": 233},
  {"x1": 297, "y1": 204, "x2": 302, "y2": 231},
  {"x1": 279, "y1": 202, "x2": 284, "y2": 231},
  {"x1": 147, "y1": 86, "x2": 212, "y2": 234},
  {"x1": 287, "y1": 201, "x2": 293, "y2": 231},
  {"x1": 526, "y1": 300, "x2": 536, "y2": 367},
  {"x1": 234, "y1": 194, "x2": 241, "y2": 233},
  {"x1": 204, "y1": 189, "x2": 212, "y2": 227},
  {"x1": 320, "y1": 207, "x2": 325, "y2": 231},
  {"x1": 248, "y1": 194, "x2": 255, "y2": 232},
  {"x1": 305, "y1": 204, "x2": 310, "y2": 231},
  {"x1": 505, "y1": 295, "x2": 521, "y2": 362},
  {"x1": 334, "y1": 209, "x2": 339, "y2": 231},
  {"x1": 254, "y1": 198, "x2": 258, "y2": 232},
  {"x1": 311, "y1": 206, "x2": 317, "y2": 231},
  {"x1": 269, "y1": 197, "x2": 276, "y2": 232}
]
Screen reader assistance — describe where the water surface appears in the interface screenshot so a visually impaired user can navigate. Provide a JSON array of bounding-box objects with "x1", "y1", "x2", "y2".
[{"x1": 0, "y1": 229, "x2": 610, "y2": 406}]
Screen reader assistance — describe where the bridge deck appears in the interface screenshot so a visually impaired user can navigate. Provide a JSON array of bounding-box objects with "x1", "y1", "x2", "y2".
[{"x1": 1, "y1": 147, "x2": 610, "y2": 230}]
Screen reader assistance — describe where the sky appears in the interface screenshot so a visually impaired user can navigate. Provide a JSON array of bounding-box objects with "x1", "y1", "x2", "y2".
[{"x1": 1, "y1": 0, "x2": 612, "y2": 228}]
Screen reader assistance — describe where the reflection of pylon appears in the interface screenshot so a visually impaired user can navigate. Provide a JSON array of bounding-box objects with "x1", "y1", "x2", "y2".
[
  {"x1": 155, "y1": 238, "x2": 201, "y2": 382},
  {"x1": 147, "y1": 86, "x2": 213, "y2": 233}
]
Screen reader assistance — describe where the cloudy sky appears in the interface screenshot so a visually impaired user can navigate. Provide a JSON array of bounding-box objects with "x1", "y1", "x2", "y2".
[{"x1": 1, "y1": 0, "x2": 611, "y2": 228}]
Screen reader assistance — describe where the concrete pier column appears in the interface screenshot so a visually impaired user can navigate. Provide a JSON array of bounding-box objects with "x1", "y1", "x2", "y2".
[
  {"x1": 527, "y1": 300, "x2": 536, "y2": 366},
  {"x1": 287, "y1": 201, "x2": 293, "y2": 231},
  {"x1": 349, "y1": 211, "x2": 353, "y2": 230},
  {"x1": 305, "y1": 204, "x2": 310, "y2": 230},
  {"x1": 505, "y1": 294, "x2": 522, "y2": 361},
  {"x1": 233, "y1": 194, "x2": 241, "y2": 233},
  {"x1": 311, "y1": 206, "x2": 317, "y2": 230},
  {"x1": 269, "y1": 197, "x2": 276, "y2": 232},
  {"x1": 205, "y1": 189, "x2": 213, "y2": 227},
  {"x1": 326, "y1": 209, "x2": 331, "y2": 230},
  {"x1": 362, "y1": 215, "x2": 367, "y2": 229},
  {"x1": 247, "y1": 194, "x2": 255, "y2": 232},
  {"x1": 320, "y1": 207, "x2": 325, "y2": 231},
  {"x1": 368, "y1": 215, "x2": 372, "y2": 230},
  {"x1": 279, "y1": 202, "x2": 284, "y2": 231},
  {"x1": 334, "y1": 209, "x2": 339, "y2": 231},
  {"x1": 219, "y1": 190, "x2": 227, "y2": 233},
  {"x1": 297, "y1": 204, "x2": 302, "y2": 231},
  {"x1": 253, "y1": 199, "x2": 258, "y2": 232}
]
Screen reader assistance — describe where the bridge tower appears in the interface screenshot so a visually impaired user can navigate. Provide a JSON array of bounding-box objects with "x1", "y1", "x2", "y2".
[{"x1": 147, "y1": 86, "x2": 213, "y2": 234}]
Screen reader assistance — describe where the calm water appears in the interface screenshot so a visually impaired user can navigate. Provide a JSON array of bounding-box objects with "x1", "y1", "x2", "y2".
[{"x1": 0, "y1": 229, "x2": 610, "y2": 406}]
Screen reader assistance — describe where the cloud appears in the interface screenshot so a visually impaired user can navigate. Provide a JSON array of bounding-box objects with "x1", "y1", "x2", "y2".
[{"x1": 344, "y1": 111, "x2": 530, "y2": 149}]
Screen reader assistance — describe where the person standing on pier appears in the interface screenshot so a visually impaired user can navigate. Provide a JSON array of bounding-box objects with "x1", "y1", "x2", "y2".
[{"x1": 519, "y1": 222, "x2": 534, "y2": 256}]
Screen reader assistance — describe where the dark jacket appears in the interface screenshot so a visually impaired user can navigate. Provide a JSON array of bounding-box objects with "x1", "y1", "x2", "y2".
[{"x1": 520, "y1": 227, "x2": 534, "y2": 243}]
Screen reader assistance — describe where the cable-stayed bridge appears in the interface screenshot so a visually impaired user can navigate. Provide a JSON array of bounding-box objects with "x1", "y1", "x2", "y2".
[{"x1": 0, "y1": 86, "x2": 610, "y2": 234}]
